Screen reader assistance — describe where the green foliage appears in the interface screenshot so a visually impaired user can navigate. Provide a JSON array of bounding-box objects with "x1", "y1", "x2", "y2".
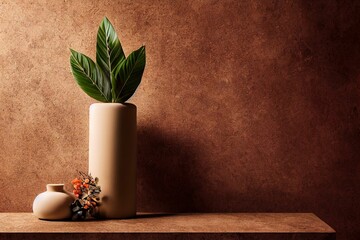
[{"x1": 70, "y1": 17, "x2": 146, "y2": 103}]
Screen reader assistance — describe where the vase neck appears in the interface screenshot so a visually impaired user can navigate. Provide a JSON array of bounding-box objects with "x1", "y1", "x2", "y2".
[{"x1": 46, "y1": 184, "x2": 65, "y2": 192}]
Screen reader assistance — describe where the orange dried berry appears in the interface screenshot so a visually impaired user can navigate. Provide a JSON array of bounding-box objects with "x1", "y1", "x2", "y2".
[
  {"x1": 85, "y1": 179, "x2": 90, "y2": 183},
  {"x1": 73, "y1": 189, "x2": 81, "y2": 195},
  {"x1": 71, "y1": 178, "x2": 82, "y2": 184},
  {"x1": 83, "y1": 183, "x2": 89, "y2": 188}
]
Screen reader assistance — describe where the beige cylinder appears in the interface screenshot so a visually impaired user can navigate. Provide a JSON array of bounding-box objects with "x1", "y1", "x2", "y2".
[{"x1": 88, "y1": 103, "x2": 137, "y2": 219}]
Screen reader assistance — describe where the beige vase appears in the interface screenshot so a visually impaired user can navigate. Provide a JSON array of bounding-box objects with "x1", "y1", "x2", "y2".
[
  {"x1": 88, "y1": 103, "x2": 137, "y2": 219},
  {"x1": 32, "y1": 184, "x2": 74, "y2": 220}
]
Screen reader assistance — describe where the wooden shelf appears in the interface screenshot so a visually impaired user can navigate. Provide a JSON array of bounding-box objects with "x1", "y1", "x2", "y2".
[{"x1": 0, "y1": 212, "x2": 335, "y2": 239}]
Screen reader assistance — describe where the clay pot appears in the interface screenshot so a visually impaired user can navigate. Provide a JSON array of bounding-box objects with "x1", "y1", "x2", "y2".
[
  {"x1": 33, "y1": 184, "x2": 74, "y2": 220},
  {"x1": 88, "y1": 103, "x2": 137, "y2": 219}
]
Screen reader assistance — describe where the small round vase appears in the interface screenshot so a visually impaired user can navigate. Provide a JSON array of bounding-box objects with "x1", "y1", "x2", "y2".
[{"x1": 33, "y1": 184, "x2": 74, "y2": 220}]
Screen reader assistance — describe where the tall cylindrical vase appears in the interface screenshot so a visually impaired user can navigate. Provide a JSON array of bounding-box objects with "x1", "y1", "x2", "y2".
[{"x1": 88, "y1": 103, "x2": 137, "y2": 219}]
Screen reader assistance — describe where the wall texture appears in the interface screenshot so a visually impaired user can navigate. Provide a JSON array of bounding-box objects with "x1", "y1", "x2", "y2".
[{"x1": 0, "y1": 0, "x2": 359, "y2": 239}]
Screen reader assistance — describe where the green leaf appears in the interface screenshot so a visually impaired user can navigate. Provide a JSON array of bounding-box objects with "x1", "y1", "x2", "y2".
[
  {"x1": 113, "y1": 45, "x2": 146, "y2": 103},
  {"x1": 70, "y1": 49, "x2": 111, "y2": 102},
  {"x1": 96, "y1": 17, "x2": 125, "y2": 100}
]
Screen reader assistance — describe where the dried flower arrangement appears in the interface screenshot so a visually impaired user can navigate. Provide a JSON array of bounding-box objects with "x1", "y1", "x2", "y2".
[{"x1": 71, "y1": 171, "x2": 101, "y2": 220}]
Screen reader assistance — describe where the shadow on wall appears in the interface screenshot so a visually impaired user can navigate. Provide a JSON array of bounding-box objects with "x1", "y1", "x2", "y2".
[
  {"x1": 297, "y1": 2, "x2": 360, "y2": 240},
  {"x1": 137, "y1": 126, "x2": 206, "y2": 212},
  {"x1": 136, "y1": 126, "x2": 304, "y2": 213}
]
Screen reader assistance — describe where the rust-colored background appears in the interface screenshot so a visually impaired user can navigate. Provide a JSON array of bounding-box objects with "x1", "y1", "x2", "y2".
[{"x1": 0, "y1": 0, "x2": 359, "y2": 239}]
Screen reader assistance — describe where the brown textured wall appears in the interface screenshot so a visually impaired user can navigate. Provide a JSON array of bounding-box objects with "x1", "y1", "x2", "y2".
[{"x1": 0, "y1": 0, "x2": 359, "y2": 239}]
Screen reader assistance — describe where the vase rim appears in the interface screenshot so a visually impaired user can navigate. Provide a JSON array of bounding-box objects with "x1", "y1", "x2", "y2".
[
  {"x1": 90, "y1": 102, "x2": 135, "y2": 106},
  {"x1": 90, "y1": 102, "x2": 136, "y2": 110},
  {"x1": 46, "y1": 184, "x2": 65, "y2": 192}
]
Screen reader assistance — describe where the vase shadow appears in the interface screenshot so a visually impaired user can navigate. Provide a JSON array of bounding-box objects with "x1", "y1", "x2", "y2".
[{"x1": 137, "y1": 126, "x2": 205, "y2": 212}]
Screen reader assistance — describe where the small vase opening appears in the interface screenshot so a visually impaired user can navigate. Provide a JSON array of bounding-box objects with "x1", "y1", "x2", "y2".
[{"x1": 46, "y1": 184, "x2": 65, "y2": 192}]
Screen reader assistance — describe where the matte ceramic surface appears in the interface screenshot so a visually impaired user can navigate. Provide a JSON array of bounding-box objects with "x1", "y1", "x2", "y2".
[
  {"x1": 88, "y1": 103, "x2": 137, "y2": 219},
  {"x1": 32, "y1": 184, "x2": 74, "y2": 220}
]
